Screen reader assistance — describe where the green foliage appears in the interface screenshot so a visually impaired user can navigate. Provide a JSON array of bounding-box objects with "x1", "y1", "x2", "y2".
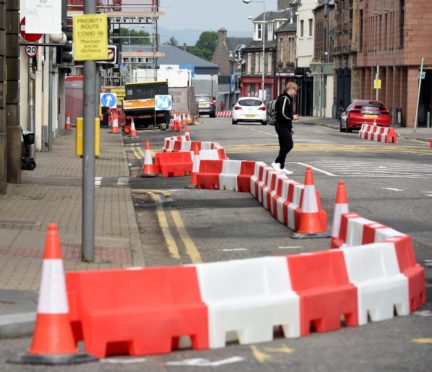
[
  {"x1": 119, "y1": 28, "x2": 151, "y2": 46},
  {"x1": 188, "y1": 31, "x2": 218, "y2": 61},
  {"x1": 165, "y1": 36, "x2": 179, "y2": 46}
]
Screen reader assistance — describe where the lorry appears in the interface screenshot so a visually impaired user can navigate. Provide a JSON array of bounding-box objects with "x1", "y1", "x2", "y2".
[{"x1": 122, "y1": 81, "x2": 171, "y2": 128}]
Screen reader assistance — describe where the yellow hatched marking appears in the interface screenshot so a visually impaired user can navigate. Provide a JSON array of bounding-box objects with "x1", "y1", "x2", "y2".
[{"x1": 250, "y1": 345, "x2": 272, "y2": 362}]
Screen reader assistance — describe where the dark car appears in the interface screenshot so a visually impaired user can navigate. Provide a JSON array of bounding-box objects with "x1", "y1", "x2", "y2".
[
  {"x1": 340, "y1": 99, "x2": 391, "y2": 132},
  {"x1": 195, "y1": 94, "x2": 216, "y2": 118}
]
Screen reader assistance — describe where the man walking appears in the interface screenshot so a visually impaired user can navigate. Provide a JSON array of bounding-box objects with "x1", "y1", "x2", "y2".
[{"x1": 272, "y1": 82, "x2": 300, "y2": 175}]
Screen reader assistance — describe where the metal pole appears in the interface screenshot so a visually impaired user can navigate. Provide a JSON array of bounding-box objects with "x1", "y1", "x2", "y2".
[
  {"x1": 82, "y1": 0, "x2": 97, "y2": 262},
  {"x1": 414, "y1": 57, "x2": 424, "y2": 133},
  {"x1": 261, "y1": 3, "x2": 265, "y2": 100},
  {"x1": 47, "y1": 42, "x2": 54, "y2": 151}
]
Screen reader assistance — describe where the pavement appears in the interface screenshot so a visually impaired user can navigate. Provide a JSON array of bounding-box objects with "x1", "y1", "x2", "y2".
[{"x1": 0, "y1": 117, "x2": 431, "y2": 339}]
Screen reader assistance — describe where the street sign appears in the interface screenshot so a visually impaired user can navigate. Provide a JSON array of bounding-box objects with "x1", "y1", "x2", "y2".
[
  {"x1": 100, "y1": 93, "x2": 117, "y2": 109},
  {"x1": 25, "y1": 45, "x2": 38, "y2": 57},
  {"x1": 419, "y1": 71, "x2": 426, "y2": 80},
  {"x1": 155, "y1": 95, "x2": 172, "y2": 111},
  {"x1": 374, "y1": 79, "x2": 382, "y2": 89},
  {"x1": 19, "y1": 17, "x2": 43, "y2": 43},
  {"x1": 73, "y1": 14, "x2": 108, "y2": 61}
]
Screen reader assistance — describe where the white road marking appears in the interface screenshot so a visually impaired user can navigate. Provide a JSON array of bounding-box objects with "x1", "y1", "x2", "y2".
[
  {"x1": 117, "y1": 177, "x2": 129, "y2": 186},
  {"x1": 166, "y1": 357, "x2": 244, "y2": 367},
  {"x1": 382, "y1": 187, "x2": 403, "y2": 192},
  {"x1": 278, "y1": 246, "x2": 303, "y2": 250},
  {"x1": 222, "y1": 248, "x2": 248, "y2": 252},
  {"x1": 101, "y1": 358, "x2": 147, "y2": 364},
  {"x1": 291, "y1": 162, "x2": 337, "y2": 176},
  {"x1": 94, "y1": 177, "x2": 102, "y2": 186}
]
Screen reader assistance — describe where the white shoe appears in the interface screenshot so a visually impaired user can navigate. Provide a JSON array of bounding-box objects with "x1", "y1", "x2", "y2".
[
  {"x1": 280, "y1": 168, "x2": 293, "y2": 175},
  {"x1": 271, "y1": 162, "x2": 281, "y2": 172}
]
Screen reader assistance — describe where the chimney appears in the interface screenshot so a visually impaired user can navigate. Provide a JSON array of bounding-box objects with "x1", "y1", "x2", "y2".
[{"x1": 217, "y1": 28, "x2": 227, "y2": 45}]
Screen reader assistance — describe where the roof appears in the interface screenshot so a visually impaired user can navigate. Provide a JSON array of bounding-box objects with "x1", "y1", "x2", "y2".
[
  {"x1": 275, "y1": 21, "x2": 296, "y2": 33},
  {"x1": 243, "y1": 39, "x2": 277, "y2": 51},
  {"x1": 253, "y1": 9, "x2": 291, "y2": 22},
  {"x1": 121, "y1": 44, "x2": 218, "y2": 69},
  {"x1": 226, "y1": 37, "x2": 253, "y2": 52}
]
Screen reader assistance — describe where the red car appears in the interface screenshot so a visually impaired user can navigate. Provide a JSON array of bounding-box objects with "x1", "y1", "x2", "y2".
[{"x1": 340, "y1": 99, "x2": 391, "y2": 132}]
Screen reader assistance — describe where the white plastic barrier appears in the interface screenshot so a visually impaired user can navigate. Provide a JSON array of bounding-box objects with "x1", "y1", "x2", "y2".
[
  {"x1": 250, "y1": 162, "x2": 266, "y2": 198},
  {"x1": 219, "y1": 160, "x2": 242, "y2": 191},
  {"x1": 196, "y1": 257, "x2": 300, "y2": 348},
  {"x1": 342, "y1": 242, "x2": 409, "y2": 325}
]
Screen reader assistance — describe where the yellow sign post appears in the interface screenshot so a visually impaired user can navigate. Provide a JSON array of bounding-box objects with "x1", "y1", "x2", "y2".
[
  {"x1": 374, "y1": 79, "x2": 382, "y2": 89},
  {"x1": 73, "y1": 14, "x2": 108, "y2": 61}
]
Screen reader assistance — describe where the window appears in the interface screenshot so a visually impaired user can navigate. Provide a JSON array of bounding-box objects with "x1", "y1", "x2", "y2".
[
  {"x1": 267, "y1": 53, "x2": 272, "y2": 74},
  {"x1": 384, "y1": 13, "x2": 387, "y2": 50},
  {"x1": 300, "y1": 20, "x2": 304, "y2": 37},
  {"x1": 255, "y1": 52, "x2": 260, "y2": 73},
  {"x1": 257, "y1": 24, "x2": 262, "y2": 40},
  {"x1": 399, "y1": 0, "x2": 405, "y2": 48},
  {"x1": 247, "y1": 53, "x2": 252, "y2": 74},
  {"x1": 359, "y1": 9, "x2": 363, "y2": 52},
  {"x1": 309, "y1": 19, "x2": 313, "y2": 37}
]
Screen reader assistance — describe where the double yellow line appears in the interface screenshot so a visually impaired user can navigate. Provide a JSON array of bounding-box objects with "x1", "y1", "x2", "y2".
[{"x1": 148, "y1": 192, "x2": 202, "y2": 264}]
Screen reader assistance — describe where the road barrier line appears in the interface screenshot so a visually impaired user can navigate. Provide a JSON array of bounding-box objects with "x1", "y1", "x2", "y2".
[
  {"x1": 170, "y1": 210, "x2": 202, "y2": 264},
  {"x1": 293, "y1": 162, "x2": 336, "y2": 176}
]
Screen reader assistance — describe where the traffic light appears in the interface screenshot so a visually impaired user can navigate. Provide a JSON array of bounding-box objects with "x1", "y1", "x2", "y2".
[{"x1": 56, "y1": 30, "x2": 73, "y2": 65}]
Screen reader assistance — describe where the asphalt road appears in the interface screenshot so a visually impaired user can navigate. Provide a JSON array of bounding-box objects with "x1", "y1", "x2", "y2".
[{"x1": 2, "y1": 117, "x2": 430, "y2": 371}]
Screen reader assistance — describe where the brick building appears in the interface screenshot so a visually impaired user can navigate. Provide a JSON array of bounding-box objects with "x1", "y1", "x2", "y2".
[{"x1": 356, "y1": 0, "x2": 432, "y2": 127}]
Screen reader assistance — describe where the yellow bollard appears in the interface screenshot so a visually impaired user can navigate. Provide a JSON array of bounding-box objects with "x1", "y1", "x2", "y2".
[
  {"x1": 76, "y1": 117, "x2": 83, "y2": 157},
  {"x1": 76, "y1": 117, "x2": 100, "y2": 158}
]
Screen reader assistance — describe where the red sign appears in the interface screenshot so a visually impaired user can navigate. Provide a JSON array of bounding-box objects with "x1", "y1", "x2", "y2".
[{"x1": 19, "y1": 17, "x2": 43, "y2": 43}]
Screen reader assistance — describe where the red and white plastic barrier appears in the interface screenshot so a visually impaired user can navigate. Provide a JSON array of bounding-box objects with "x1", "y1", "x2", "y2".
[
  {"x1": 216, "y1": 111, "x2": 232, "y2": 118},
  {"x1": 359, "y1": 124, "x2": 397, "y2": 143}
]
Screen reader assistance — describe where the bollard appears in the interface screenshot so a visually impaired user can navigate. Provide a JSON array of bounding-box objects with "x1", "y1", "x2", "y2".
[{"x1": 76, "y1": 117, "x2": 100, "y2": 158}]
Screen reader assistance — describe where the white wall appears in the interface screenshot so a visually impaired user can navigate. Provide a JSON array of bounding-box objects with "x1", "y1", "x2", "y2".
[{"x1": 296, "y1": 0, "x2": 317, "y2": 68}]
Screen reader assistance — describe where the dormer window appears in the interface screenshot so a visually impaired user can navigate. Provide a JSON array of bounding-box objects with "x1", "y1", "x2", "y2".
[{"x1": 256, "y1": 23, "x2": 263, "y2": 40}]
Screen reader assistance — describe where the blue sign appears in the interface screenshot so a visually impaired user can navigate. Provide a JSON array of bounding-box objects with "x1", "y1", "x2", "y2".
[
  {"x1": 100, "y1": 93, "x2": 117, "y2": 109},
  {"x1": 155, "y1": 95, "x2": 172, "y2": 111},
  {"x1": 180, "y1": 64, "x2": 195, "y2": 77}
]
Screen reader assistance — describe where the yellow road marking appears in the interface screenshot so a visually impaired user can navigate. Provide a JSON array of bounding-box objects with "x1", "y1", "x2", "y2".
[
  {"x1": 250, "y1": 345, "x2": 272, "y2": 362},
  {"x1": 224, "y1": 143, "x2": 432, "y2": 155},
  {"x1": 148, "y1": 193, "x2": 180, "y2": 259},
  {"x1": 411, "y1": 338, "x2": 432, "y2": 344},
  {"x1": 171, "y1": 210, "x2": 202, "y2": 264},
  {"x1": 250, "y1": 344, "x2": 294, "y2": 362}
]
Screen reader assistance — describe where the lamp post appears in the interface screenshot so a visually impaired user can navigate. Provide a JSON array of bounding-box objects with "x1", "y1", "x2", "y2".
[{"x1": 243, "y1": 0, "x2": 266, "y2": 100}]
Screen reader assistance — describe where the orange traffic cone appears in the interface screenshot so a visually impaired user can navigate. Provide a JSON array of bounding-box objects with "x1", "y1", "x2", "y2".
[
  {"x1": 110, "y1": 113, "x2": 120, "y2": 133},
  {"x1": 187, "y1": 112, "x2": 192, "y2": 125},
  {"x1": 185, "y1": 143, "x2": 200, "y2": 189},
  {"x1": 292, "y1": 167, "x2": 329, "y2": 238},
  {"x1": 185, "y1": 126, "x2": 191, "y2": 141},
  {"x1": 141, "y1": 139, "x2": 157, "y2": 177},
  {"x1": 130, "y1": 118, "x2": 138, "y2": 137},
  {"x1": 429, "y1": 138, "x2": 432, "y2": 148},
  {"x1": 330, "y1": 180, "x2": 349, "y2": 248},
  {"x1": 8, "y1": 224, "x2": 96, "y2": 365},
  {"x1": 65, "y1": 112, "x2": 72, "y2": 130}
]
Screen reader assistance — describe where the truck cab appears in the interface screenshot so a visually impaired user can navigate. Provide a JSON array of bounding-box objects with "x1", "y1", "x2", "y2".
[{"x1": 122, "y1": 81, "x2": 171, "y2": 128}]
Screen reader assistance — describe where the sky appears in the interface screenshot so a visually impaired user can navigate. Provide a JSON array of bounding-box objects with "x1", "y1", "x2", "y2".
[{"x1": 157, "y1": 0, "x2": 279, "y2": 44}]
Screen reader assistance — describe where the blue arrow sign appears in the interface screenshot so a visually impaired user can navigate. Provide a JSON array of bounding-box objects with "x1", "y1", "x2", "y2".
[
  {"x1": 100, "y1": 93, "x2": 117, "y2": 109},
  {"x1": 155, "y1": 95, "x2": 172, "y2": 111}
]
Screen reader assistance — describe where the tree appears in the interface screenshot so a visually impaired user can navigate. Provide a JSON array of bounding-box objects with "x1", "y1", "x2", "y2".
[
  {"x1": 188, "y1": 31, "x2": 217, "y2": 61},
  {"x1": 119, "y1": 28, "x2": 152, "y2": 47},
  {"x1": 165, "y1": 36, "x2": 178, "y2": 46}
]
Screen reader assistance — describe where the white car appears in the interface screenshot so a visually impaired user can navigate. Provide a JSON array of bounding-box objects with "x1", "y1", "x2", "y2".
[{"x1": 231, "y1": 97, "x2": 268, "y2": 125}]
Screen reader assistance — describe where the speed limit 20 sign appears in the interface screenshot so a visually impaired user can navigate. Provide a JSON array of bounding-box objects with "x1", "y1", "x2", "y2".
[{"x1": 25, "y1": 45, "x2": 38, "y2": 57}]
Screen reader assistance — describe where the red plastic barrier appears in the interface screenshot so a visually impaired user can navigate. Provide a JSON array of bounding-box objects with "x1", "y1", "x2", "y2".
[
  {"x1": 286, "y1": 251, "x2": 358, "y2": 336},
  {"x1": 66, "y1": 267, "x2": 209, "y2": 358},
  {"x1": 155, "y1": 152, "x2": 193, "y2": 177},
  {"x1": 390, "y1": 235, "x2": 426, "y2": 311},
  {"x1": 196, "y1": 160, "x2": 224, "y2": 190},
  {"x1": 237, "y1": 161, "x2": 256, "y2": 192}
]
